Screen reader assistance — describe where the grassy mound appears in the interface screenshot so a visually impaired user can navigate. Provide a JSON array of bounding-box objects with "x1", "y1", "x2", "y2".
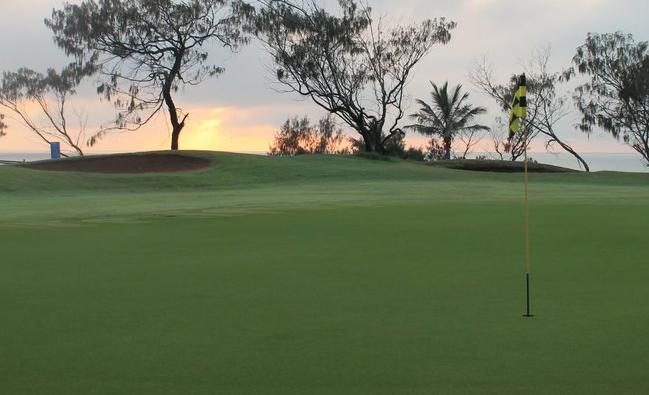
[
  {"x1": 2, "y1": 151, "x2": 645, "y2": 195},
  {"x1": 24, "y1": 152, "x2": 211, "y2": 174}
]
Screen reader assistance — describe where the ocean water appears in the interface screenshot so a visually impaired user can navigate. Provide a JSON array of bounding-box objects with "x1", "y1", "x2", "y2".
[
  {"x1": 528, "y1": 152, "x2": 648, "y2": 173},
  {"x1": 0, "y1": 152, "x2": 51, "y2": 163},
  {"x1": 464, "y1": 152, "x2": 648, "y2": 173},
  {"x1": 1, "y1": 151, "x2": 647, "y2": 173}
]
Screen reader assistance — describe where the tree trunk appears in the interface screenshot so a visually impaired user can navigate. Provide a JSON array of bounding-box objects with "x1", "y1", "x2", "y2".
[
  {"x1": 164, "y1": 82, "x2": 187, "y2": 151},
  {"x1": 443, "y1": 137, "x2": 452, "y2": 160},
  {"x1": 557, "y1": 140, "x2": 590, "y2": 172},
  {"x1": 165, "y1": 93, "x2": 186, "y2": 151},
  {"x1": 541, "y1": 126, "x2": 590, "y2": 172},
  {"x1": 170, "y1": 123, "x2": 183, "y2": 151},
  {"x1": 362, "y1": 135, "x2": 374, "y2": 153},
  {"x1": 164, "y1": 49, "x2": 186, "y2": 151},
  {"x1": 362, "y1": 130, "x2": 384, "y2": 154}
]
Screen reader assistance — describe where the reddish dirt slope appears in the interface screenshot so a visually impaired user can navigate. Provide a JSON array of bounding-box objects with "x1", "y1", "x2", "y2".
[{"x1": 24, "y1": 153, "x2": 211, "y2": 174}]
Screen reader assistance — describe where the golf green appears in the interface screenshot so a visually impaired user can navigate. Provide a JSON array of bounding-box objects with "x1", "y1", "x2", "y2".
[{"x1": 1, "y1": 152, "x2": 648, "y2": 394}]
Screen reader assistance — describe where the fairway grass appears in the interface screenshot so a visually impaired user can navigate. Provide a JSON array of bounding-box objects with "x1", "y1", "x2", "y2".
[{"x1": 1, "y1": 152, "x2": 649, "y2": 394}]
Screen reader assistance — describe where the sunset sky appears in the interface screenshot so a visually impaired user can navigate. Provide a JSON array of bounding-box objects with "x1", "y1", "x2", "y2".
[{"x1": 1, "y1": 0, "x2": 648, "y2": 155}]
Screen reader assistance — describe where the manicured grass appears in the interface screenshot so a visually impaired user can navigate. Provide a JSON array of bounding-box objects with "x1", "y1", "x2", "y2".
[{"x1": 1, "y1": 152, "x2": 648, "y2": 394}]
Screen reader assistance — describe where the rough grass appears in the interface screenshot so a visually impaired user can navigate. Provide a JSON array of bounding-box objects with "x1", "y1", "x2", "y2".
[{"x1": 1, "y1": 152, "x2": 649, "y2": 394}]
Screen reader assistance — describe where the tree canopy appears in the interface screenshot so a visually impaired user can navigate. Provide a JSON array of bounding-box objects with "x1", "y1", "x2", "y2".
[
  {"x1": 255, "y1": 0, "x2": 456, "y2": 154},
  {"x1": 46, "y1": 0, "x2": 252, "y2": 150},
  {"x1": 566, "y1": 32, "x2": 649, "y2": 165}
]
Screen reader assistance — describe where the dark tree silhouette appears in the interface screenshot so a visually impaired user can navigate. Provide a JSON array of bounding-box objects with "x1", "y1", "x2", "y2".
[
  {"x1": 566, "y1": 32, "x2": 649, "y2": 166},
  {"x1": 255, "y1": 0, "x2": 456, "y2": 154},
  {"x1": 46, "y1": 0, "x2": 252, "y2": 150}
]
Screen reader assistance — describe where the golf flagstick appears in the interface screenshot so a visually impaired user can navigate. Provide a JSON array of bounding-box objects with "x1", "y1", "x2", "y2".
[
  {"x1": 509, "y1": 74, "x2": 532, "y2": 318},
  {"x1": 523, "y1": 112, "x2": 533, "y2": 318}
]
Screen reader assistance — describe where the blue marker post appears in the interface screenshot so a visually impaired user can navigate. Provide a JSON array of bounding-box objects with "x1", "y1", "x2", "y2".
[{"x1": 50, "y1": 142, "x2": 61, "y2": 159}]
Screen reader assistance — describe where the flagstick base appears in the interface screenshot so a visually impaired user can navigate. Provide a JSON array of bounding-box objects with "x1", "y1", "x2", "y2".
[{"x1": 523, "y1": 272, "x2": 533, "y2": 318}]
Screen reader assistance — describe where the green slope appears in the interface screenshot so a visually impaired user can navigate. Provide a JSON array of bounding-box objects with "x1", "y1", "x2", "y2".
[
  {"x1": 1, "y1": 152, "x2": 648, "y2": 394},
  {"x1": 1, "y1": 151, "x2": 647, "y2": 225}
]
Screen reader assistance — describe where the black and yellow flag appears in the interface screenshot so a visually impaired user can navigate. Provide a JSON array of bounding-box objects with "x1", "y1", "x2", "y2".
[{"x1": 508, "y1": 74, "x2": 528, "y2": 139}]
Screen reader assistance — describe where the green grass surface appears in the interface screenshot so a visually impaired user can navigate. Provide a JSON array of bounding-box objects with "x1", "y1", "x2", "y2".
[{"x1": 1, "y1": 152, "x2": 649, "y2": 394}]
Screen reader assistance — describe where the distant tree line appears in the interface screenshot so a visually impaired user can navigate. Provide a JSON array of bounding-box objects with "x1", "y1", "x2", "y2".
[
  {"x1": 269, "y1": 114, "x2": 449, "y2": 162},
  {"x1": 1, "y1": 0, "x2": 649, "y2": 168}
]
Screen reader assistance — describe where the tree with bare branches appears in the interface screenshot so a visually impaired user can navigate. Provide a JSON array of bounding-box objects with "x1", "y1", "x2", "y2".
[
  {"x1": 484, "y1": 116, "x2": 527, "y2": 161},
  {"x1": 0, "y1": 63, "x2": 95, "y2": 156},
  {"x1": 254, "y1": 0, "x2": 456, "y2": 154},
  {"x1": 472, "y1": 48, "x2": 590, "y2": 171},
  {"x1": 46, "y1": 0, "x2": 252, "y2": 150},
  {"x1": 457, "y1": 128, "x2": 483, "y2": 160}
]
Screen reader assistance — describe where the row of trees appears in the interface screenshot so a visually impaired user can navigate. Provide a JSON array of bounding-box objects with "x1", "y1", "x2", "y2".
[
  {"x1": 268, "y1": 30, "x2": 649, "y2": 170},
  {"x1": 1, "y1": 1, "x2": 648, "y2": 167},
  {"x1": 1, "y1": 0, "x2": 452, "y2": 156},
  {"x1": 269, "y1": 113, "x2": 455, "y2": 162}
]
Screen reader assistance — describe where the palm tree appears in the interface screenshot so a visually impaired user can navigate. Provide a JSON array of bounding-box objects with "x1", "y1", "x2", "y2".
[{"x1": 407, "y1": 82, "x2": 489, "y2": 160}]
